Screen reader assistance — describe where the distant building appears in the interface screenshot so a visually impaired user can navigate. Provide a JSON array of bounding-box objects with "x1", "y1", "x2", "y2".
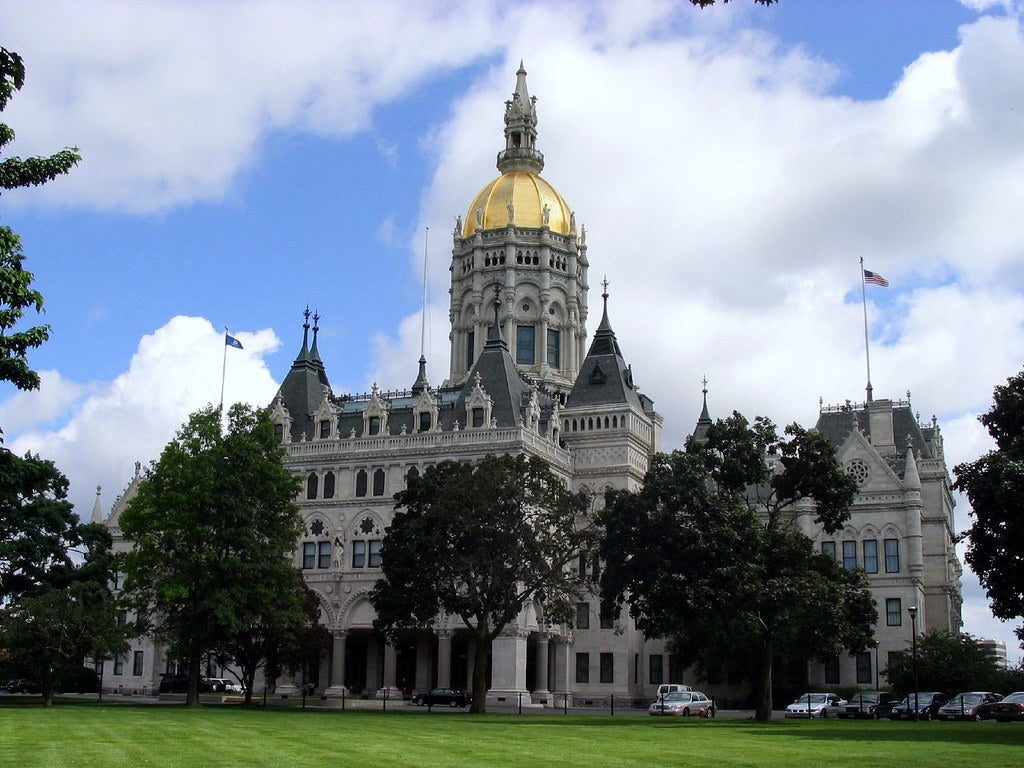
[
  {"x1": 979, "y1": 638, "x2": 1008, "y2": 669},
  {"x1": 100, "y1": 66, "x2": 962, "y2": 704}
]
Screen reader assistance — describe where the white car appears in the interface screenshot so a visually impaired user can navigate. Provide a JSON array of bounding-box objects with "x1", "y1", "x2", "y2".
[
  {"x1": 648, "y1": 690, "x2": 714, "y2": 717},
  {"x1": 784, "y1": 693, "x2": 847, "y2": 718}
]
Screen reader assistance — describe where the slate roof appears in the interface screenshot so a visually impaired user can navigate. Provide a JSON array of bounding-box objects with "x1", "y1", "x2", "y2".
[
  {"x1": 815, "y1": 401, "x2": 931, "y2": 479},
  {"x1": 565, "y1": 293, "x2": 645, "y2": 411}
]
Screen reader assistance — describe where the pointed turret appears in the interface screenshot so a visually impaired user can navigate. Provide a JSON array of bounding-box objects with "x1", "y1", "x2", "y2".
[
  {"x1": 693, "y1": 378, "x2": 714, "y2": 444},
  {"x1": 565, "y1": 280, "x2": 644, "y2": 411},
  {"x1": 412, "y1": 355, "x2": 429, "y2": 395},
  {"x1": 90, "y1": 485, "x2": 103, "y2": 524},
  {"x1": 498, "y1": 61, "x2": 544, "y2": 174},
  {"x1": 276, "y1": 308, "x2": 332, "y2": 442},
  {"x1": 903, "y1": 441, "x2": 921, "y2": 489}
]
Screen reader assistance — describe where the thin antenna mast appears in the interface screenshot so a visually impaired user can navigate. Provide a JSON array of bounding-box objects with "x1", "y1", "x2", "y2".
[{"x1": 859, "y1": 257, "x2": 873, "y2": 403}]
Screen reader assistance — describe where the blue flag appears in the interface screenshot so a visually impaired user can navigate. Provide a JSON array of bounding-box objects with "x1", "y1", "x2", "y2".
[{"x1": 225, "y1": 334, "x2": 243, "y2": 350}]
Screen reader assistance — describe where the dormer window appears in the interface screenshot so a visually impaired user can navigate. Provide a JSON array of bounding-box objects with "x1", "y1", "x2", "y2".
[
  {"x1": 274, "y1": 424, "x2": 284, "y2": 442},
  {"x1": 319, "y1": 420, "x2": 331, "y2": 439},
  {"x1": 419, "y1": 411, "x2": 431, "y2": 433},
  {"x1": 472, "y1": 408, "x2": 485, "y2": 428},
  {"x1": 368, "y1": 416, "x2": 380, "y2": 436}
]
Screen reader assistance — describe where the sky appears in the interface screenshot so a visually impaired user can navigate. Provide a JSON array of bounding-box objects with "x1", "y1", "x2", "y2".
[{"x1": 1, "y1": 0, "x2": 1023, "y2": 662}]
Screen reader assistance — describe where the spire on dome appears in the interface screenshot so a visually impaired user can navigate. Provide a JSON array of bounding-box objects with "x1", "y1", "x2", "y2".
[
  {"x1": 298, "y1": 306, "x2": 311, "y2": 362},
  {"x1": 498, "y1": 61, "x2": 544, "y2": 174},
  {"x1": 412, "y1": 355, "x2": 429, "y2": 394}
]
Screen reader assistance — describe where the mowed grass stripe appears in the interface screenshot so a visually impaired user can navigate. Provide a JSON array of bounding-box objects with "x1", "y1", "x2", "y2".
[{"x1": 1, "y1": 704, "x2": 1023, "y2": 768}]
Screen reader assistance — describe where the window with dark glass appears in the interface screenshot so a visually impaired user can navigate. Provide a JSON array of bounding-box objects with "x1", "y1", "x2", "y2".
[
  {"x1": 372, "y1": 468, "x2": 385, "y2": 496},
  {"x1": 368, "y1": 416, "x2": 380, "y2": 436},
  {"x1": 368, "y1": 540, "x2": 382, "y2": 568},
  {"x1": 821, "y1": 541, "x2": 837, "y2": 560},
  {"x1": 576, "y1": 653, "x2": 590, "y2": 684},
  {"x1": 406, "y1": 466, "x2": 420, "y2": 484},
  {"x1": 355, "y1": 470, "x2": 367, "y2": 497},
  {"x1": 352, "y1": 540, "x2": 366, "y2": 568},
  {"x1": 319, "y1": 420, "x2": 331, "y2": 439},
  {"x1": 323, "y1": 471, "x2": 335, "y2": 499},
  {"x1": 302, "y1": 542, "x2": 316, "y2": 570},
  {"x1": 472, "y1": 408, "x2": 485, "y2": 428},
  {"x1": 133, "y1": 650, "x2": 144, "y2": 676},
  {"x1": 116, "y1": 610, "x2": 127, "y2": 626},
  {"x1": 600, "y1": 653, "x2": 614, "y2": 684},
  {"x1": 863, "y1": 539, "x2": 879, "y2": 574},
  {"x1": 575, "y1": 602, "x2": 590, "y2": 630},
  {"x1": 842, "y1": 540, "x2": 857, "y2": 570},
  {"x1": 824, "y1": 656, "x2": 840, "y2": 684},
  {"x1": 547, "y1": 328, "x2": 560, "y2": 368},
  {"x1": 306, "y1": 472, "x2": 318, "y2": 500},
  {"x1": 274, "y1": 424, "x2": 284, "y2": 442},
  {"x1": 855, "y1": 651, "x2": 872, "y2": 684},
  {"x1": 884, "y1": 538, "x2": 900, "y2": 573},
  {"x1": 466, "y1": 330, "x2": 475, "y2": 369},
  {"x1": 886, "y1": 597, "x2": 902, "y2": 626},
  {"x1": 419, "y1": 411, "x2": 431, "y2": 432},
  {"x1": 649, "y1": 654, "x2": 663, "y2": 685},
  {"x1": 318, "y1": 541, "x2": 332, "y2": 569},
  {"x1": 669, "y1": 654, "x2": 685, "y2": 683},
  {"x1": 114, "y1": 654, "x2": 124, "y2": 675},
  {"x1": 516, "y1": 325, "x2": 536, "y2": 365},
  {"x1": 600, "y1": 605, "x2": 615, "y2": 630}
]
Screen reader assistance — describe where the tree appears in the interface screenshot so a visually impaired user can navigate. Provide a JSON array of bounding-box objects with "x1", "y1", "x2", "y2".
[
  {"x1": 119, "y1": 404, "x2": 303, "y2": 706},
  {"x1": 0, "y1": 580, "x2": 128, "y2": 706},
  {"x1": 599, "y1": 413, "x2": 875, "y2": 722},
  {"x1": 370, "y1": 453, "x2": 593, "y2": 713},
  {"x1": 884, "y1": 630, "x2": 1001, "y2": 695},
  {"x1": 0, "y1": 47, "x2": 80, "y2": 395},
  {"x1": 954, "y1": 370, "x2": 1024, "y2": 651},
  {"x1": 0, "y1": 449, "x2": 82, "y2": 601},
  {"x1": 215, "y1": 570, "x2": 329, "y2": 704}
]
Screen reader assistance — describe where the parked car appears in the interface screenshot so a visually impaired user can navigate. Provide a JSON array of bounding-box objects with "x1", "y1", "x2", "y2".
[
  {"x1": 648, "y1": 690, "x2": 715, "y2": 717},
  {"x1": 409, "y1": 687, "x2": 472, "y2": 707},
  {"x1": 209, "y1": 678, "x2": 242, "y2": 694},
  {"x1": 1, "y1": 678, "x2": 39, "y2": 694},
  {"x1": 784, "y1": 693, "x2": 847, "y2": 718},
  {"x1": 889, "y1": 692, "x2": 947, "y2": 720},
  {"x1": 838, "y1": 691, "x2": 897, "y2": 719},
  {"x1": 654, "y1": 683, "x2": 693, "y2": 703},
  {"x1": 936, "y1": 692, "x2": 1001, "y2": 721},
  {"x1": 157, "y1": 674, "x2": 225, "y2": 693},
  {"x1": 987, "y1": 692, "x2": 1024, "y2": 722}
]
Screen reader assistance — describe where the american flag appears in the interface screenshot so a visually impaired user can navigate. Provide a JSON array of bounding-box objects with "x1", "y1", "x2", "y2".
[{"x1": 863, "y1": 269, "x2": 889, "y2": 287}]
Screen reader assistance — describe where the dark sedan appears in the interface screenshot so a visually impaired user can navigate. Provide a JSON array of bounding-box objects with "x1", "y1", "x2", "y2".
[
  {"x1": 410, "y1": 687, "x2": 472, "y2": 707},
  {"x1": 936, "y1": 692, "x2": 1001, "y2": 721},
  {"x1": 988, "y1": 692, "x2": 1024, "y2": 722},
  {"x1": 889, "y1": 692, "x2": 947, "y2": 720},
  {"x1": 838, "y1": 691, "x2": 897, "y2": 719}
]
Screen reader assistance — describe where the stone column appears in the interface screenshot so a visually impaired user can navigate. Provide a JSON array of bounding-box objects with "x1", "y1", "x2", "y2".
[
  {"x1": 533, "y1": 632, "x2": 551, "y2": 705},
  {"x1": 437, "y1": 630, "x2": 453, "y2": 688},
  {"x1": 551, "y1": 635, "x2": 573, "y2": 707},
  {"x1": 324, "y1": 630, "x2": 348, "y2": 697},
  {"x1": 377, "y1": 641, "x2": 401, "y2": 699},
  {"x1": 488, "y1": 629, "x2": 531, "y2": 705},
  {"x1": 415, "y1": 636, "x2": 432, "y2": 692}
]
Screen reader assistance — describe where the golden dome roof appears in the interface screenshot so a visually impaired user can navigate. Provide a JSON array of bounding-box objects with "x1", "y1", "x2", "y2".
[{"x1": 463, "y1": 171, "x2": 572, "y2": 237}]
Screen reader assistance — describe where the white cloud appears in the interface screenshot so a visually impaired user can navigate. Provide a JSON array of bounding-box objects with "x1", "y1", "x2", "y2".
[
  {"x1": 6, "y1": 316, "x2": 281, "y2": 519},
  {"x1": 0, "y1": 0, "x2": 507, "y2": 212}
]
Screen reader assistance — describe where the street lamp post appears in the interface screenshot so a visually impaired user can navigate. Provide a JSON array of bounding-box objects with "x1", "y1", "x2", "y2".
[{"x1": 908, "y1": 605, "x2": 919, "y2": 721}]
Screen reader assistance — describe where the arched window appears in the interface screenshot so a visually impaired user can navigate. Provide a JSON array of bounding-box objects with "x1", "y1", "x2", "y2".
[
  {"x1": 323, "y1": 471, "x2": 335, "y2": 499},
  {"x1": 355, "y1": 470, "x2": 368, "y2": 498},
  {"x1": 406, "y1": 466, "x2": 420, "y2": 485},
  {"x1": 372, "y1": 468, "x2": 386, "y2": 496},
  {"x1": 306, "y1": 473, "x2": 318, "y2": 500}
]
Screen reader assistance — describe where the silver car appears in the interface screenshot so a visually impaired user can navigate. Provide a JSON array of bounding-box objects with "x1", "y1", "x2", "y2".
[
  {"x1": 784, "y1": 692, "x2": 847, "y2": 718},
  {"x1": 648, "y1": 690, "x2": 715, "y2": 717}
]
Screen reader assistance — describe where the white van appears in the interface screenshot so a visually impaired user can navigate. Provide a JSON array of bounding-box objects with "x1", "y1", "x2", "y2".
[{"x1": 656, "y1": 683, "x2": 692, "y2": 702}]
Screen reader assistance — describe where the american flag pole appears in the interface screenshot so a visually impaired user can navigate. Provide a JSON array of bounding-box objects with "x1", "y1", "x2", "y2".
[
  {"x1": 860, "y1": 258, "x2": 873, "y2": 403},
  {"x1": 220, "y1": 326, "x2": 229, "y2": 418}
]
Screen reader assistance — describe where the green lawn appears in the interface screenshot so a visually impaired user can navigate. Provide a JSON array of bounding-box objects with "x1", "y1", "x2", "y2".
[{"x1": 1, "y1": 702, "x2": 1023, "y2": 768}]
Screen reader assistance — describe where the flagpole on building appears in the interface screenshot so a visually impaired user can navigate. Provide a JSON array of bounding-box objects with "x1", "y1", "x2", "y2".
[
  {"x1": 220, "y1": 326, "x2": 230, "y2": 416},
  {"x1": 859, "y1": 258, "x2": 873, "y2": 403}
]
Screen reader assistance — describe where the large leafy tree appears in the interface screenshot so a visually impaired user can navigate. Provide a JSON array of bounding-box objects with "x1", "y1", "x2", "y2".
[
  {"x1": 884, "y1": 630, "x2": 1001, "y2": 695},
  {"x1": 1, "y1": 46, "x2": 79, "y2": 396},
  {"x1": 215, "y1": 571, "x2": 330, "y2": 704},
  {"x1": 600, "y1": 413, "x2": 875, "y2": 722},
  {"x1": 954, "y1": 370, "x2": 1024, "y2": 651},
  {"x1": 371, "y1": 453, "x2": 593, "y2": 713},
  {"x1": 119, "y1": 404, "x2": 303, "y2": 706},
  {"x1": 0, "y1": 580, "x2": 128, "y2": 706}
]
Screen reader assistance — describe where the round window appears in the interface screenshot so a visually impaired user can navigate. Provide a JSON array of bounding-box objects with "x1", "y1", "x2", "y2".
[{"x1": 847, "y1": 459, "x2": 870, "y2": 485}]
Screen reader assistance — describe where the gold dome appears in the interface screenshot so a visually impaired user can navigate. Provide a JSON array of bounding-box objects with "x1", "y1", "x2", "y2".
[{"x1": 463, "y1": 171, "x2": 572, "y2": 237}]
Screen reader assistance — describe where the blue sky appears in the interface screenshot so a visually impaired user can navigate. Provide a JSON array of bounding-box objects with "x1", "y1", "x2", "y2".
[{"x1": 2, "y1": 0, "x2": 1023, "y2": 660}]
